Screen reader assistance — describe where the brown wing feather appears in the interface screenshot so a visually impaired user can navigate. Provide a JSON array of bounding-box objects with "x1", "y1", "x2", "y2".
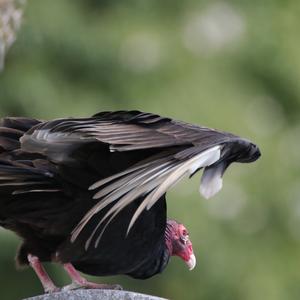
[{"x1": 20, "y1": 110, "x2": 235, "y2": 160}]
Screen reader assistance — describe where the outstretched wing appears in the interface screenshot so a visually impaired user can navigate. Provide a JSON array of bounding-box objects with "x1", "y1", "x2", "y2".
[
  {"x1": 20, "y1": 110, "x2": 260, "y2": 248},
  {"x1": 20, "y1": 111, "x2": 232, "y2": 159}
]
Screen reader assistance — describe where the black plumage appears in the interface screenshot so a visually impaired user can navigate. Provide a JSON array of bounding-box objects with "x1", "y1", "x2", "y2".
[{"x1": 0, "y1": 111, "x2": 260, "y2": 290}]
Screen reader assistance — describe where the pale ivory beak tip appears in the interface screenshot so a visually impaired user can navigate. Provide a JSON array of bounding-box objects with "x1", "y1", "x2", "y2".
[{"x1": 186, "y1": 254, "x2": 196, "y2": 271}]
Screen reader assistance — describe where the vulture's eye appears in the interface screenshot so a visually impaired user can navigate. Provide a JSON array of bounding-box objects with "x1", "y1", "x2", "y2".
[{"x1": 182, "y1": 229, "x2": 189, "y2": 236}]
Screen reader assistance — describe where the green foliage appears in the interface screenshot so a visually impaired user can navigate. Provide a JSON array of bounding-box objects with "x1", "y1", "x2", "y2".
[{"x1": 0, "y1": 1, "x2": 300, "y2": 299}]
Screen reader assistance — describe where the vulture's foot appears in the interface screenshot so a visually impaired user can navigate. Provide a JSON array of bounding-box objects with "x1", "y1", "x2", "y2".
[
  {"x1": 63, "y1": 263, "x2": 123, "y2": 291},
  {"x1": 62, "y1": 281, "x2": 122, "y2": 291}
]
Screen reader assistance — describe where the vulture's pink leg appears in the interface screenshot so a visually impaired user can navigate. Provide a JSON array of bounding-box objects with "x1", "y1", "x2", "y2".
[
  {"x1": 27, "y1": 254, "x2": 59, "y2": 293},
  {"x1": 62, "y1": 263, "x2": 122, "y2": 290}
]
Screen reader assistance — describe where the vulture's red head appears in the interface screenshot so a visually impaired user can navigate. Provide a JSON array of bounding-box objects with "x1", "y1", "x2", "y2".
[{"x1": 165, "y1": 220, "x2": 196, "y2": 270}]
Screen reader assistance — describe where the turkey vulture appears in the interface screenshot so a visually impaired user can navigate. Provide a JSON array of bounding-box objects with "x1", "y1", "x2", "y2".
[{"x1": 0, "y1": 110, "x2": 260, "y2": 292}]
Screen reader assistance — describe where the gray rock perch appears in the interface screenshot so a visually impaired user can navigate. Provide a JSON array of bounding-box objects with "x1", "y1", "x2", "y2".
[{"x1": 24, "y1": 289, "x2": 168, "y2": 300}]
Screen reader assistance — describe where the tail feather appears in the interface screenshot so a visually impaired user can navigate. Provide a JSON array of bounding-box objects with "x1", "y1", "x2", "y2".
[
  {"x1": 0, "y1": 117, "x2": 41, "y2": 132},
  {"x1": 0, "y1": 117, "x2": 60, "y2": 196},
  {"x1": 0, "y1": 159, "x2": 59, "y2": 195},
  {"x1": 0, "y1": 117, "x2": 41, "y2": 152}
]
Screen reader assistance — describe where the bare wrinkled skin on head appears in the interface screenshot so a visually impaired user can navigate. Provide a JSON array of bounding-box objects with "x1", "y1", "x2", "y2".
[{"x1": 165, "y1": 220, "x2": 196, "y2": 270}]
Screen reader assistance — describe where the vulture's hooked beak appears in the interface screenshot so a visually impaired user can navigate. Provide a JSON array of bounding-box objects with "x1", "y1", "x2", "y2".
[{"x1": 186, "y1": 253, "x2": 196, "y2": 271}]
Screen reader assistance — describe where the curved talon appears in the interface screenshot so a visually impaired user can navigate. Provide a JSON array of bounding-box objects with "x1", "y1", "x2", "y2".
[
  {"x1": 62, "y1": 282, "x2": 81, "y2": 291},
  {"x1": 63, "y1": 263, "x2": 122, "y2": 291},
  {"x1": 62, "y1": 282, "x2": 123, "y2": 291},
  {"x1": 45, "y1": 287, "x2": 61, "y2": 294},
  {"x1": 112, "y1": 284, "x2": 123, "y2": 290}
]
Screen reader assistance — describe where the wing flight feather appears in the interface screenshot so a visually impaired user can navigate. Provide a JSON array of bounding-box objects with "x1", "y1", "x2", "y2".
[{"x1": 18, "y1": 111, "x2": 259, "y2": 249}]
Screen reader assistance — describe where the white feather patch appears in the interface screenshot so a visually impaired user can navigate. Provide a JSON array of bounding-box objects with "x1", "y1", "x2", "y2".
[
  {"x1": 127, "y1": 145, "x2": 222, "y2": 233},
  {"x1": 72, "y1": 145, "x2": 222, "y2": 246},
  {"x1": 144, "y1": 145, "x2": 221, "y2": 211},
  {"x1": 200, "y1": 162, "x2": 224, "y2": 199}
]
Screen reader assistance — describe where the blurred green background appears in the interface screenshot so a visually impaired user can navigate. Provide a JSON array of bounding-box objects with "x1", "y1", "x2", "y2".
[{"x1": 1, "y1": 0, "x2": 300, "y2": 299}]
